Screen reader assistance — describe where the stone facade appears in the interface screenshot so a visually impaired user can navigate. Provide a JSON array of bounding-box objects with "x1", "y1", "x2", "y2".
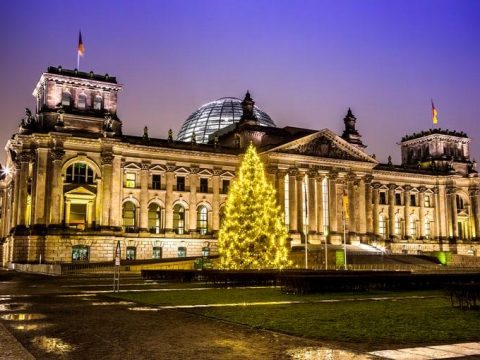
[{"x1": 0, "y1": 66, "x2": 479, "y2": 266}]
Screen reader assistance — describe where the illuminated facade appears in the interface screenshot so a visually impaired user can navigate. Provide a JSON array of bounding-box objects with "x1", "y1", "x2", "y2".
[{"x1": 0, "y1": 67, "x2": 479, "y2": 266}]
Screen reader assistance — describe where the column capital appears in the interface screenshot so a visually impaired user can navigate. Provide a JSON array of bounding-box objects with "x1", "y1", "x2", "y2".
[
  {"x1": 363, "y1": 174, "x2": 374, "y2": 184},
  {"x1": 328, "y1": 169, "x2": 339, "y2": 180},
  {"x1": 372, "y1": 182, "x2": 382, "y2": 190},
  {"x1": 446, "y1": 187, "x2": 457, "y2": 195},
  {"x1": 388, "y1": 183, "x2": 397, "y2": 191},
  {"x1": 213, "y1": 168, "x2": 222, "y2": 176},
  {"x1": 345, "y1": 172, "x2": 356, "y2": 183},
  {"x1": 418, "y1": 186, "x2": 427, "y2": 193},
  {"x1": 404, "y1": 185, "x2": 412, "y2": 192},
  {"x1": 469, "y1": 187, "x2": 480, "y2": 197},
  {"x1": 18, "y1": 151, "x2": 34, "y2": 163},
  {"x1": 307, "y1": 169, "x2": 318, "y2": 178},
  {"x1": 189, "y1": 166, "x2": 200, "y2": 174},
  {"x1": 288, "y1": 168, "x2": 298, "y2": 177},
  {"x1": 166, "y1": 164, "x2": 176, "y2": 172},
  {"x1": 50, "y1": 148, "x2": 65, "y2": 162}
]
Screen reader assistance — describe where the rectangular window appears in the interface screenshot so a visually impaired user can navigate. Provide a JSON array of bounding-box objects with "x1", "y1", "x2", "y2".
[
  {"x1": 125, "y1": 173, "x2": 136, "y2": 188},
  {"x1": 424, "y1": 195, "x2": 431, "y2": 207},
  {"x1": 222, "y1": 179, "x2": 230, "y2": 194},
  {"x1": 72, "y1": 245, "x2": 89, "y2": 262},
  {"x1": 178, "y1": 246, "x2": 187, "y2": 258},
  {"x1": 379, "y1": 192, "x2": 387, "y2": 205},
  {"x1": 126, "y1": 247, "x2": 136, "y2": 260},
  {"x1": 395, "y1": 193, "x2": 402, "y2": 205},
  {"x1": 176, "y1": 176, "x2": 185, "y2": 191},
  {"x1": 70, "y1": 203, "x2": 87, "y2": 226},
  {"x1": 152, "y1": 174, "x2": 161, "y2": 190},
  {"x1": 199, "y1": 178, "x2": 208, "y2": 193},
  {"x1": 410, "y1": 194, "x2": 416, "y2": 207},
  {"x1": 153, "y1": 247, "x2": 162, "y2": 259}
]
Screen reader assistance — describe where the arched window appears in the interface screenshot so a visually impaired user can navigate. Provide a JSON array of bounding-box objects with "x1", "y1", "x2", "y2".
[
  {"x1": 409, "y1": 216, "x2": 417, "y2": 238},
  {"x1": 78, "y1": 93, "x2": 87, "y2": 109},
  {"x1": 197, "y1": 206, "x2": 208, "y2": 235},
  {"x1": 322, "y1": 177, "x2": 329, "y2": 235},
  {"x1": 456, "y1": 195, "x2": 465, "y2": 210},
  {"x1": 424, "y1": 217, "x2": 431, "y2": 238},
  {"x1": 379, "y1": 214, "x2": 386, "y2": 238},
  {"x1": 148, "y1": 203, "x2": 163, "y2": 234},
  {"x1": 62, "y1": 91, "x2": 71, "y2": 106},
  {"x1": 65, "y1": 163, "x2": 95, "y2": 184},
  {"x1": 173, "y1": 204, "x2": 186, "y2": 235},
  {"x1": 123, "y1": 202, "x2": 137, "y2": 232},
  {"x1": 93, "y1": 95, "x2": 102, "y2": 110},
  {"x1": 394, "y1": 214, "x2": 401, "y2": 236}
]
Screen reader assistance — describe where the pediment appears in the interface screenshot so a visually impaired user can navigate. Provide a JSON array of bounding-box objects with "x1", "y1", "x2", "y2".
[
  {"x1": 267, "y1": 129, "x2": 377, "y2": 163},
  {"x1": 64, "y1": 185, "x2": 97, "y2": 196}
]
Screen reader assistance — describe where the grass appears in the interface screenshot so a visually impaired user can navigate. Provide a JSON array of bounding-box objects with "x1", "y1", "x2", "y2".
[{"x1": 108, "y1": 288, "x2": 480, "y2": 347}]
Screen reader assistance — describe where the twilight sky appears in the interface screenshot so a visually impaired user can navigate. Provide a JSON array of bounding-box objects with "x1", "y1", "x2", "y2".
[{"x1": 0, "y1": 0, "x2": 479, "y2": 164}]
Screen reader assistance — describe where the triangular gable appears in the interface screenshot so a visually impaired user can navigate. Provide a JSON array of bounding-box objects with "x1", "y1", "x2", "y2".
[
  {"x1": 221, "y1": 171, "x2": 235, "y2": 177},
  {"x1": 150, "y1": 164, "x2": 166, "y2": 172},
  {"x1": 198, "y1": 169, "x2": 213, "y2": 176},
  {"x1": 265, "y1": 129, "x2": 377, "y2": 163},
  {"x1": 123, "y1": 162, "x2": 142, "y2": 170},
  {"x1": 64, "y1": 185, "x2": 97, "y2": 196},
  {"x1": 174, "y1": 166, "x2": 190, "y2": 174}
]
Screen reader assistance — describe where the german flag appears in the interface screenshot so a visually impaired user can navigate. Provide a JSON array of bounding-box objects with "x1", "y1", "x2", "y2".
[
  {"x1": 78, "y1": 31, "x2": 85, "y2": 57},
  {"x1": 431, "y1": 100, "x2": 438, "y2": 124}
]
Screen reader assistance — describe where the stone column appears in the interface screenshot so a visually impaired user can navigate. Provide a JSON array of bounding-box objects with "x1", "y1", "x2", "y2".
[
  {"x1": 277, "y1": 170, "x2": 286, "y2": 214},
  {"x1": 212, "y1": 169, "x2": 221, "y2": 232},
  {"x1": 357, "y1": 178, "x2": 366, "y2": 235},
  {"x1": 49, "y1": 149, "x2": 64, "y2": 225},
  {"x1": 101, "y1": 152, "x2": 113, "y2": 226},
  {"x1": 288, "y1": 169, "x2": 298, "y2": 232},
  {"x1": 404, "y1": 185, "x2": 411, "y2": 238},
  {"x1": 437, "y1": 185, "x2": 448, "y2": 239},
  {"x1": 418, "y1": 187, "x2": 426, "y2": 238},
  {"x1": 16, "y1": 152, "x2": 31, "y2": 226},
  {"x1": 64, "y1": 200, "x2": 71, "y2": 225},
  {"x1": 329, "y1": 172, "x2": 339, "y2": 233},
  {"x1": 296, "y1": 172, "x2": 305, "y2": 234},
  {"x1": 164, "y1": 165, "x2": 175, "y2": 232},
  {"x1": 308, "y1": 171, "x2": 317, "y2": 233},
  {"x1": 372, "y1": 183, "x2": 380, "y2": 236},
  {"x1": 189, "y1": 168, "x2": 199, "y2": 233},
  {"x1": 316, "y1": 174, "x2": 324, "y2": 234},
  {"x1": 364, "y1": 175, "x2": 373, "y2": 235},
  {"x1": 448, "y1": 187, "x2": 458, "y2": 238},
  {"x1": 469, "y1": 187, "x2": 480, "y2": 240},
  {"x1": 139, "y1": 162, "x2": 150, "y2": 231},
  {"x1": 388, "y1": 184, "x2": 396, "y2": 239},
  {"x1": 33, "y1": 148, "x2": 48, "y2": 225},
  {"x1": 110, "y1": 156, "x2": 122, "y2": 227}
]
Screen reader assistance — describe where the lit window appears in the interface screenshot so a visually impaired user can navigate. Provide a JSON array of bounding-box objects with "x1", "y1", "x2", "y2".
[
  {"x1": 379, "y1": 215, "x2": 386, "y2": 238},
  {"x1": 70, "y1": 203, "x2": 87, "y2": 228},
  {"x1": 394, "y1": 214, "x2": 401, "y2": 236},
  {"x1": 153, "y1": 247, "x2": 162, "y2": 259},
  {"x1": 200, "y1": 178, "x2": 208, "y2": 193},
  {"x1": 125, "y1": 173, "x2": 136, "y2": 188},
  {"x1": 66, "y1": 163, "x2": 94, "y2": 184},
  {"x1": 395, "y1": 193, "x2": 402, "y2": 205},
  {"x1": 126, "y1": 247, "x2": 136, "y2": 260},
  {"x1": 176, "y1": 176, "x2": 185, "y2": 191},
  {"x1": 151, "y1": 174, "x2": 161, "y2": 190},
  {"x1": 424, "y1": 195, "x2": 431, "y2": 207},
  {"x1": 122, "y1": 201, "x2": 137, "y2": 231},
  {"x1": 178, "y1": 246, "x2": 187, "y2": 258},
  {"x1": 173, "y1": 204, "x2": 185, "y2": 234},
  {"x1": 148, "y1": 203, "x2": 162, "y2": 234},
  {"x1": 72, "y1": 245, "x2": 89, "y2": 262},
  {"x1": 424, "y1": 218, "x2": 431, "y2": 238},
  {"x1": 409, "y1": 216, "x2": 417, "y2": 238},
  {"x1": 322, "y1": 177, "x2": 329, "y2": 235},
  {"x1": 197, "y1": 206, "x2": 208, "y2": 235}
]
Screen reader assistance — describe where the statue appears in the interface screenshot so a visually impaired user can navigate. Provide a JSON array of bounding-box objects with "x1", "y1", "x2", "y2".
[
  {"x1": 168, "y1": 129, "x2": 173, "y2": 143},
  {"x1": 103, "y1": 114, "x2": 114, "y2": 132},
  {"x1": 143, "y1": 126, "x2": 149, "y2": 140},
  {"x1": 214, "y1": 135, "x2": 219, "y2": 148}
]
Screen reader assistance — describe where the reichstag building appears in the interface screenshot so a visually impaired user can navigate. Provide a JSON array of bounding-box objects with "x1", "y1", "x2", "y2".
[{"x1": 1, "y1": 66, "x2": 479, "y2": 265}]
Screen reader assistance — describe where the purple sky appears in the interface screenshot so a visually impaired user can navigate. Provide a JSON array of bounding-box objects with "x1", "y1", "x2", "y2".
[{"x1": 1, "y1": 0, "x2": 479, "y2": 164}]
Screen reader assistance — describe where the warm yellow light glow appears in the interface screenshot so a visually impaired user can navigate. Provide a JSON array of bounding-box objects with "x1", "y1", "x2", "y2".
[{"x1": 217, "y1": 143, "x2": 290, "y2": 270}]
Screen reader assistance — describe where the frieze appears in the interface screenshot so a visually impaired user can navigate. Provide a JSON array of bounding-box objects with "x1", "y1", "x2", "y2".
[{"x1": 282, "y1": 135, "x2": 359, "y2": 161}]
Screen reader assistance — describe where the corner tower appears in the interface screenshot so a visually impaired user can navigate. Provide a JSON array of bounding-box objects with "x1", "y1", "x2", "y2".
[
  {"x1": 27, "y1": 66, "x2": 123, "y2": 137},
  {"x1": 341, "y1": 108, "x2": 366, "y2": 149}
]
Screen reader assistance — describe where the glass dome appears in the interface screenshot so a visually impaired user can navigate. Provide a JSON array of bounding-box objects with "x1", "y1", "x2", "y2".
[{"x1": 177, "y1": 97, "x2": 276, "y2": 143}]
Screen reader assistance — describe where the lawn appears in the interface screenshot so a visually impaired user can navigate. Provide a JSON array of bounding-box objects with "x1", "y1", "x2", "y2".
[{"x1": 108, "y1": 288, "x2": 480, "y2": 347}]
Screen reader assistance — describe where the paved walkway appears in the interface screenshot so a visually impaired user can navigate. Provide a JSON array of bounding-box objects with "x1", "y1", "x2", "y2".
[{"x1": 369, "y1": 342, "x2": 480, "y2": 359}]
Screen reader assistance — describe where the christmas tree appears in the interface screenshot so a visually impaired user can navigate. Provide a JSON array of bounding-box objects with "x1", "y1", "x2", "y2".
[{"x1": 218, "y1": 143, "x2": 290, "y2": 269}]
